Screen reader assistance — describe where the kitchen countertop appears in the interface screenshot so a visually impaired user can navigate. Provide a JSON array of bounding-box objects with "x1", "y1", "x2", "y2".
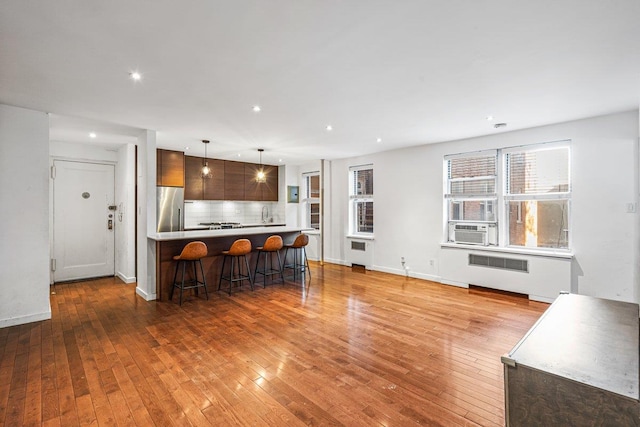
[{"x1": 149, "y1": 226, "x2": 310, "y2": 241}]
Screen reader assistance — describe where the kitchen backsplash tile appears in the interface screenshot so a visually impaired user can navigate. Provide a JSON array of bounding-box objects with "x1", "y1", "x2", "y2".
[{"x1": 184, "y1": 200, "x2": 284, "y2": 227}]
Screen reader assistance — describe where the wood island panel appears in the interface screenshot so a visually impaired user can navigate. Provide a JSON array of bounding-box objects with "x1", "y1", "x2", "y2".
[{"x1": 155, "y1": 230, "x2": 301, "y2": 301}]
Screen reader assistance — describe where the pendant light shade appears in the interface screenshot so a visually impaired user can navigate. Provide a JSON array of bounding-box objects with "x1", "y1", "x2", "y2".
[
  {"x1": 256, "y1": 148, "x2": 266, "y2": 183},
  {"x1": 202, "y1": 140, "x2": 211, "y2": 178}
]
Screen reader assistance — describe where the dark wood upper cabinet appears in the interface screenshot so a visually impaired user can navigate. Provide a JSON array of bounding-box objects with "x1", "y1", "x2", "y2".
[
  {"x1": 183, "y1": 154, "x2": 278, "y2": 201},
  {"x1": 224, "y1": 160, "x2": 245, "y2": 201},
  {"x1": 184, "y1": 155, "x2": 204, "y2": 200},
  {"x1": 185, "y1": 156, "x2": 225, "y2": 200},
  {"x1": 244, "y1": 164, "x2": 279, "y2": 201},
  {"x1": 244, "y1": 163, "x2": 262, "y2": 201},
  {"x1": 262, "y1": 165, "x2": 279, "y2": 201},
  {"x1": 203, "y1": 159, "x2": 225, "y2": 200},
  {"x1": 157, "y1": 149, "x2": 184, "y2": 187}
]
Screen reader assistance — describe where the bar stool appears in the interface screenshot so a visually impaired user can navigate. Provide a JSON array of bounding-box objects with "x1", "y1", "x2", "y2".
[
  {"x1": 170, "y1": 241, "x2": 209, "y2": 305},
  {"x1": 284, "y1": 233, "x2": 311, "y2": 282},
  {"x1": 218, "y1": 239, "x2": 253, "y2": 295},
  {"x1": 254, "y1": 235, "x2": 285, "y2": 287}
]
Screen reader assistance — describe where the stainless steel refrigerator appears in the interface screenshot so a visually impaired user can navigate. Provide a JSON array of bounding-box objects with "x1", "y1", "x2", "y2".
[{"x1": 157, "y1": 187, "x2": 184, "y2": 232}]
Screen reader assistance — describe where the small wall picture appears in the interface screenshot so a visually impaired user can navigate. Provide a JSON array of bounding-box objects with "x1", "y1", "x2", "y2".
[{"x1": 287, "y1": 185, "x2": 299, "y2": 203}]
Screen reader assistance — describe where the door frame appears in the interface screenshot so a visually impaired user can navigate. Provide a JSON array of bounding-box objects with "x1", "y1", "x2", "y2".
[{"x1": 49, "y1": 156, "x2": 117, "y2": 284}]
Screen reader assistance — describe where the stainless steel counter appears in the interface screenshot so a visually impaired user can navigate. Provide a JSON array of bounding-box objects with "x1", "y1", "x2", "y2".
[{"x1": 502, "y1": 293, "x2": 639, "y2": 425}]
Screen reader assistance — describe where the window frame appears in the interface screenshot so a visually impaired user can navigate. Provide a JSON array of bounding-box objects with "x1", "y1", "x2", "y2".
[
  {"x1": 444, "y1": 150, "x2": 499, "y2": 246},
  {"x1": 444, "y1": 141, "x2": 572, "y2": 252},
  {"x1": 502, "y1": 141, "x2": 571, "y2": 250},
  {"x1": 302, "y1": 172, "x2": 320, "y2": 231},
  {"x1": 349, "y1": 164, "x2": 374, "y2": 236}
]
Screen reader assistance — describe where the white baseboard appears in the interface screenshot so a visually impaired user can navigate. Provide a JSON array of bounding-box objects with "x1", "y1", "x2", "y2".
[
  {"x1": 408, "y1": 271, "x2": 441, "y2": 282},
  {"x1": 0, "y1": 310, "x2": 51, "y2": 328},
  {"x1": 439, "y1": 278, "x2": 470, "y2": 289},
  {"x1": 324, "y1": 258, "x2": 350, "y2": 267},
  {"x1": 116, "y1": 272, "x2": 136, "y2": 284},
  {"x1": 373, "y1": 265, "x2": 441, "y2": 282},
  {"x1": 529, "y1": 294, "x2": 556, "y2": 303},
  {"x1": 135, "y1": 286, "x2": 157, "y2": 301}
]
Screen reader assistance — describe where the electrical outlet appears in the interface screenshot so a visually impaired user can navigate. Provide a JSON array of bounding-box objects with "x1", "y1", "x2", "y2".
[
  {"x1": 627, "y1": 202, "x2": 637, "y2": 213},
  {"x1": 401, "y1": 257, "x2": 405, "y2": 263},
  {"x1": 429, "y1": 259, "x2": 435, "y2": 266}
]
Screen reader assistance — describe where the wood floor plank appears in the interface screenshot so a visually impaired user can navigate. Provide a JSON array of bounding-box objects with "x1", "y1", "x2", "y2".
[{"x1": 0, "y1": 263, "x2": 548, "y2": 426}]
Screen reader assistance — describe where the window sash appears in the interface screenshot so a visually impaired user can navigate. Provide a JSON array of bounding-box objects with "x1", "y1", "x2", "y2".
[
  {"x1": 350, "y1": 165, "x2": 373, "y2": 197},
  {"x1": 445, "y1": 152, "x2": 496, "y2": 199},
  {"x1": 506, "y1": 146, "x2": 570, "y2": 196},
  {"x1": 354, "y1": 200, "x2": 374, "y2": 234}
]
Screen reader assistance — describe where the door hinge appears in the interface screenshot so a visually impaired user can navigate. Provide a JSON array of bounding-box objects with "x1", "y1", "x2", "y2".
[
  {"x1": 50, "y1": 165, "x2": 56, "y2": 179},
  {"x1": 51, "y1": 258, "x2": 56, "y2": 272}
]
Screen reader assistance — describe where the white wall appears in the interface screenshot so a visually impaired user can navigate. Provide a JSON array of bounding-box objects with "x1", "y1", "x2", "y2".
[
  {"x1": 0, "y1": 104, "x2": 51, "y2": 327},
  {"x1": 284, "y1": 164, "x2": 300, "y2": 227},
  {"x1": 115, "y1": 144, "x2": 136, "y2": 283},
  {"x1": 136, "y1": 130, "x2": 157, "y2": 301},
  {"x1": 50, "y1": 140, "x2": 118, "y2": 162},
  {"x1": 322, "y1": 111, "x2": 639, "y2": 303}
]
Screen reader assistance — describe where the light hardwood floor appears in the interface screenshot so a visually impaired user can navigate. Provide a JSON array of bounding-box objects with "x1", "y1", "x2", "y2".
[{"x1": 0, "y1": 262, "x2": 547, "y2": 426}]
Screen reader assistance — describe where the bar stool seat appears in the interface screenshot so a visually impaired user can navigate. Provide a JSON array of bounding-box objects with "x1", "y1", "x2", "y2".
[
  {"x1": 284, "y1": 233, "x2": 311, "y2": 282},
  {"x1": 218, "y1": 239, "x2": 253, "y2": 295},
  {"x1": 170, "y1": 241, "x2": 209, "y2": 305},
  {"x1": 254, "y1": 235, "x2": 285, "y2": 287}
]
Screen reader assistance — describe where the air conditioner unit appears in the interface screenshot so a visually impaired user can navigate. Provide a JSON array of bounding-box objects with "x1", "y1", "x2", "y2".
[{"x1": 449, "y1": 222, "x2": 497, "y2": 246}]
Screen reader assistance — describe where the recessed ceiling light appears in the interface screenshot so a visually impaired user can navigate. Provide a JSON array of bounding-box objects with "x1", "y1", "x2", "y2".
[
  {"x1": 376, "y1": 138, "x2": 382, "y2": 143},
  {"x1": 278, "y1": 158, "x2": 283, "y2": 163},
  {"x1": 129, "y1": 71, "x2": 142, "y2": 81},
  {"x1": 89, "y1": 132, "x2": 97, "y2": 139},
  {"x1": 184, "y1": 146, "x2": 190, "y2": 150},
  {"x1": 486, "y1": 115, "x2": 494, "y2": 121},
  {"x1": 252, "y1": 105, "x2": 261, "y2": 113},
  {"x1": 237, "y1": 153, "x2": 241, "y2": 157},
  {"x1": 326, "y1": 125, "x2": 333, "y2": 131}
]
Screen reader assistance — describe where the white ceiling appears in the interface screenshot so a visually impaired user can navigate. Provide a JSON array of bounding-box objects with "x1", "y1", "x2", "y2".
[{"x1": 1, "y1": 1, "x2": 639, "y2": 164}]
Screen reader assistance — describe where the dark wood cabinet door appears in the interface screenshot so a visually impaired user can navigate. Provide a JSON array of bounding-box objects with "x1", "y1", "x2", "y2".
[
  {"x1": 184, "y1": 155, "x2": 204, "y2": 200},
  {"x1": 224, "y1": 160, "x2": 245, "y2": 200},
  {"x1": 157, "y1": 149, "x2": 184, "y2": 187},
  {"x1": 262, "y1": 165, "x2": 279, "y2": 201},
  {"x1": 203, "y1": 159, "x2": 225, "y2": 200},
  {"x1": 244, "y1": 163, "x2": 262, "y2": 201}
]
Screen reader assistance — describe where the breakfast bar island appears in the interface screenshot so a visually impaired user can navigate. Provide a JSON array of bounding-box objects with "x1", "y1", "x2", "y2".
[{"x1": 148, "y1": 226, "x2": 309, "y2": 301}]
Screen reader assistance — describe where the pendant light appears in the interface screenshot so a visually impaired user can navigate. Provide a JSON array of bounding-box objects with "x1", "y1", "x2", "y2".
[
  {"x1": 256, "y1": 148, "x2": 266, "y2": 183},
  {"x1": 201, "y1": 140, "x2": 211, "y2": 178}
]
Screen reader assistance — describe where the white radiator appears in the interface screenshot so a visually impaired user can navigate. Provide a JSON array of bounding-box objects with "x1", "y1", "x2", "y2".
[
  {"x1": 346, "y1": 238, "x2": 374, "y2": 269},
  {"x1": 440, "y1": 247, "x2": 571, "y2": 302}
]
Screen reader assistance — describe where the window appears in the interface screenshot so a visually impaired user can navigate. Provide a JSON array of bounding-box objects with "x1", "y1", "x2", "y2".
[
  {"x1": 505, "y1": 143, "x2": 570, "y2": 249},
  {"x1": 302, "y1": 172, "x2": 320, "y2": 230},
  {"x1": 444, "y1": 141, "x2": 571, "y2": 251},
  {"x1": 349, "y1": 165, "x2": 373, "y2": 234},
  {"x1": 445, "y1": 150, "x2": 497, "y2": 223}
]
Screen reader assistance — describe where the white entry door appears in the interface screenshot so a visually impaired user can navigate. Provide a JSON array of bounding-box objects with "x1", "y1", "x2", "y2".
[{"x1": 53, "y1": 160, "x2": 115, "y2": 282}]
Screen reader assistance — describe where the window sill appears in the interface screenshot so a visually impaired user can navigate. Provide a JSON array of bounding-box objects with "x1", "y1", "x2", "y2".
[
  {"x1": 440, "y1": 242, "x2": 573, "y2": 259},
  {"x1": 347, "y1": 234, "x2": 375, "y2": 241}
]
